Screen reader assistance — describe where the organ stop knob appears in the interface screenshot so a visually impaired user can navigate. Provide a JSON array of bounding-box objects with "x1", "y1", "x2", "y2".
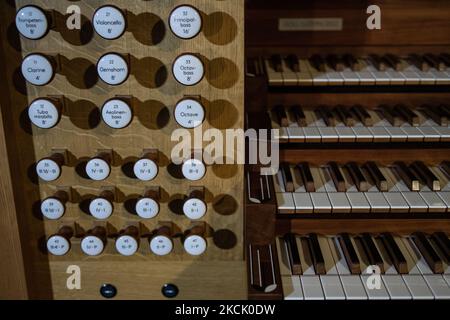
[
  {"x1": 81, "y1": 226, "x2": 107, "y2": 256},
  {"x1": 184, "y1": 223, "x2": 207, "y2": 256},
  {"x1": 135, "y1": 187, "x2": 160, "y2": 219},
  {"x1": 115, "y1": 226, "x2": 140, "y2": 256},
  {"x1": 183, "y1": 187, "x2": 207, "y2": 220},
  {"x1": 46, "y1": 226, "x2": 73, "y2": 256},
  {"x1": 41, "y1": 189, "x2": 70, "y2": 220},
  {"x1": 36, "y1": 151, "x2": 65, "y2": 182},
  {"x1": 85, "y1": 151, "x2": 112, "y2": 181},
  {"x1": 89, "y1": 188, "x2": 115, "y2": 220},
  {"x1": 150, "y1": 225, "x2": 174, "y2": 256}
]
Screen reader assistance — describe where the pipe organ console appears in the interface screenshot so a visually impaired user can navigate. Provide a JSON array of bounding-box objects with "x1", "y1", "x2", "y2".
[{"x1": 1, "y1": 0, "x2": 450, "y2": 302}]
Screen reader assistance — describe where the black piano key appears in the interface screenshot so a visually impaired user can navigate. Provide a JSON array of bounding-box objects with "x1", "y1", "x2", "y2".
[
  {"x1": 409, "y1": 53, "x2": 429, "y2": 72},
  {"x1": 334, "y1": 105, "x2": 354, "y2": 126},
  {"x1": 420, "y1": 105, "x2": 448, "y2": 126},
  {"x1": 270, "y1": 54, "x2": 283, "y2": 72},
  {"x1": 274, "y1": 105, "x2": 289, "y2": 127},
  {"x1": 290, "y1": 105, "x2": 307, "y2": 127},
  {"x1": 316, "y1": 105, "x2": 336, "y2": 127},
  {"x1": 394, "y1": 161, "x2": 420, "y2": 191},
  {"x1": 338, "y1": 233, "x2": 361, "y2": 274},
  {"x1": 297, "y1": 162, "x2": 315, "y2": 192},
  {"x1": 343, "y1": 53, "x2": 360, "y2": 71},
  {"x1": 438, "y1": 53, "x2": 450, "y2": 68},
  {"x1": 379, "y1": 105, "x2": 402, "y2": 127},
  {"x1": 350, "y1": 105, "x2": 373, "y2": 126},
  {"x1": 431, "y1": 232, "x2": 450, "y2": 262},
  {"x1": 360, "y1": 233, "x2": 385, "y2": 273},
  {"x1": 438, "y1": 104, "x2": 450, "y2": 119},
  {"x1": 307, "y1": 233, "x2": 326, "y2": 275},
  {"x1": 326, "y1": 54, "x2": 345, "y2": 72},
  {"x1": 368, "y1": 54, "x2": 387, "y2": 71},
  {"x1": 364, "y1": 161, "x2": 388, "y2": 192},
  {"x1": 412, "y1": 232, "x2": 444, "y2": 274},
  {"x1": 284, "y1": 233, "x2": 302, "y2": 275},
  {"x1": 423, "y1": 53, "x2": 444, "y2": 71},
  {"x1": 383, "y1": 54, "x2": 402, "y2": 71},
  {"x1": 281, "y1": 162, "x2": 294, "y2": 192},
  {"x1": 250, "y1": 244, "x2": 278, "y2": 293},
  {"x1": 328, "y1": 162, "x2": 346, "y2": 192},
  {"x1": 309, "y1": 54, "x2": 326, "y2": 72},
  {"x1": 346, "y1": 162, "x2": 368, "y2": 192},
  {"x1": 379, "y1": 233, "x2": 408, "y2": 274},
  {"x1": 393, "y1": 104, "x2": 420, "y2": 127},
  {"x1": 441, "y1": 161, "x2": 450, "y2": 178},
  {"x1": 286, "y1": 54, "x2": 300, "y2": 72},
  {"x1": 410, "y1": 161, "x2": 441, "y2": 191}
]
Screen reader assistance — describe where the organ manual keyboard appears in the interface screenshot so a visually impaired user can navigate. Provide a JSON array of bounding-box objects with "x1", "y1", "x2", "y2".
[{"x1": 245, "y1": 0, "x2": 450, "y2": 301}]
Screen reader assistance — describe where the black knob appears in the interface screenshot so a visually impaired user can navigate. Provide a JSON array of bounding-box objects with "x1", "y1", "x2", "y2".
[
  {"x1": 161, "y1": 283, "x2": 179, "y2": 298},
  {"x1": 100, "y1": 283, "x2": 117, "y2": 299}
]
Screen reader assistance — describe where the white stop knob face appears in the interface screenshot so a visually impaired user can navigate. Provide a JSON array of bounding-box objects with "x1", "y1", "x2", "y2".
[
  {"x1": 81, "y1": 236, "x2": 105, "y2": 256},
  {"x1": 21, "y1": 54, "x2": 54, "y2": 86},
  {"x1": 174, "y1": 99, "x2": 205, "y2": 128},
  {"x1": 97, "y1": 53, "x2": 129, "y2": 85},
  {"x1": 28, "y1": 99, "x2": 60, "y2": 129},
  {"x1": 101, "y1": 99, "x2": 132, "y2": 129},
  {"x1": 172, "y1": 54, "x2": 204, "y2": 86},
  {"x1": 93, "y1": 6, "x2": 126, "y2": 40},
  {"x1": 169, "y1": 5, "x2": 202, "y2": 39},
  {"x1": 89, "y1": 198, "x2": 113, "y2": 220},
  {"x1": 150, "y1": 235, "x2": 173, "y2": 256},
  {"x1": 47, "y1": 235, "x2": 70, "y2": 256},
  {"x1": 184, "y1": 235, "x2": 207, "y2": 256},
  {"x1": 41, "y1": 197, "x2": 65, "y2": 220},
  {"x1": 135, "y1": 197, "x2": 159, "y2": 219},
  {"x1": 16, "y1": 5, "x2": 48, "y2": 40},
  {"x1": 183, "y1": 198, "x2": 207, "y2": 220},
  {"x1": 182, "y1": 158, "x2": 206, "y2": 181},
  {"x1": 133, "y1": 159, "x2": 158, "y2": 181},
  {"x1": 115, "y1": 235, "x2": 138, "y2": 256},
  {"x1": 36, "y1": 158, "x2": 61, "y2": 181},
  {"x1": 85, "y1": 158, "x2": 110, "y2": 181}
]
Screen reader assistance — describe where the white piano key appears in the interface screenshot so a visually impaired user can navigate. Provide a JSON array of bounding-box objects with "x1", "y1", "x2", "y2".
[
  {"x1": 352, "y1": 126, "x2": 373, "y2": 142},
  {"x1": 325, "y1": 71, "x2": 344, "y2": 86},
  {"x1": 437, "y1": 192, "x2": 450, "y2": 210},
  {"x1": 423, "y1": 275, "x2": 450, "y2": 299},
  {"x1": 327, "y1": 193, "x2": 352, "y2": 213},
  {"x1": 298, "y1": 60, "x2": 314, "y2": 86},
  {"x1": 276, "y1": 193, "x2": 296, "y2": 213},
  {"x1": 310, "y1": 193, "x2": 332, "y2": 213},
  {"x1": 383, "y1": 192, "x2": 410, "y2": 213},
  {"x1": 328, "y1": 237, "x2": 351, "y2": 275},
  {"x1": 301, "y1": 276, "x2": 325, "y2": 300},
  {"x1": 318, "y1": 127, "x2": 339, "y2": 143},
  {"x1": 419, "y1": 192, "x2": 447, "y2": 213},
  {"x1": 340, "y1": 69, "x2": 360, "y2": 85},
  {"x1": 293, "y1": 193, "x2": 314, "y2": 214},
  {"x1": 281, "y1": 59, "x2": 299, "y2": 86},
  {"x1": 320, "y1": 275, "x2": 346, "y2": 300},
  {"x1": 401, "y1": 126, "x2": 424, "y2": 142},
  {"x1": 287, "y1": 127, "x2": 306, "y2": 143},
  {"x1": 417, "y1": 126, "x2": 441, "y2": 142},
  {"x1": 335, "y1": 126, "x2": 356, "y2": 142},
  {"x1": 444, "y1": 274, "x2": 450, "y2": 286},
  {"x1": 346, "y1": 192, "x2": 371, "y2": 213},
  {"x1": 400, "y1": 70, "x2": 422, "y2": 85},
  {"x1": 429, "y1": 68, "x2": 450, "y2": 85},
  {"x1": 274, "y1": 170, "x2": 286, "y2": 192},
  {"x1": 361, "y1": 275, "x2": 390, "y2": 300},
  {"x1": 367, "y1": 70, "x2": 391, "y2": 85},
  {"x1": 385, "y1": 69, "x2": 406, "y2": 85},
  {"x1": 402, "y1": 275, "x2": 434, "y2": 300},
  {"x1": 264, "y1": 59, "x2": 284, "y2": 86},
  {"x1": 282, "y1": 276, "x2": 304, "y2": 300},
  {"x1": 305, "y1": 61, "x2": 329, "y2": 86},
  {"x1": 368, "y1": 126, "x2": 391, "y2": 142},
  {"x1": 381, "y1": 275, "x2": 412, "y2": 300},
  {"x1": 318, "y1": 236, "x2": 339, "y2": 275},
  {"x1": 364, "y1": 192, "x2": 391, "y2": 213},
  {"x1": 404, "y1": 237, "x2": 434, "y2": 275},
  {"x1": 434, "y1": 126, "x2": 450, "y2": 142},
  {"x1": 405, "y1": 65, "x2": 436, "y2": 85},
  {"x1": 303, "y1": 127, "x2": 322, "y2": 143},
  {"x1": 384, "y1": 126, "x2": 408, "y2": 142},
  {"x1": 401, "y1": 192, "x2": 428, "y2": 212},
  {"x1": 340, "y1": 275, "x2": 368, "y2": 300}
]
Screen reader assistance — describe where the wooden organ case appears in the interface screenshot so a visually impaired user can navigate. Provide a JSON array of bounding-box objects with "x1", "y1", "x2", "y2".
[
  {"x1": 245, "y1": 1, "x2": 450, "y2": 300},
  {"x1": 0, "y1": 1, "x2": 245, "y2": 299}
]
